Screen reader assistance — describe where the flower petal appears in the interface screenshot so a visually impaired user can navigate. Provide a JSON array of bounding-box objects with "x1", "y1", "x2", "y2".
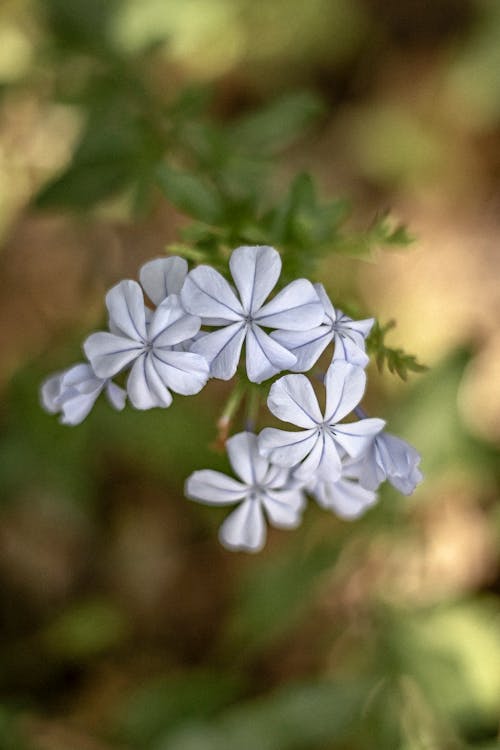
[
  {"x1": 324, "y1": 360, "x2": 366, "y2": 423},
  {"x1": 181, "y1": 266, "x2": 243, "y2": 322},
  {"x1": 294, "y1": 432, "x2": 342, "y2": 482},
  {"x1": 255, "y1": 279, "x2": 323, "y2": 330},
  {"x1": 333, "y1": 418, "x2": 385, "y2": 458},
  {"x1": 127, "y1": 354, "x2": 171, "y2": 409},
  {"x1": 314, "y1": 283, "x2": 335, "y2": 322},
  {"x1": 105, "y1": 280, "x2": 147, "y2": 342},
  {"x1": 139, "y1": 256, "x2": 188, "y2": 305},
  {"x1": 226, "y1": 432, "x2": 269, "y2": 485},
  {"x1": 83, "y1": 332, "x2": 142, "y2": 378},
  {"x1": 267, "y1": 374, "x2": 322, "y2": 428},
  {"x1": 149, "y1": 295, "x2": 201, "y2": 346},
  {"x1": 185, "y1": 470, "x2": 248, "y2": 505},
  {"x1": 218, "y1": 499, "x2": 266, "y2": 552},
  {"x1": 151, "y1": 350, "x2": 209, "y2": 395},
  {"x1": 105, "y1": 381, "x2": 127, "y2": 410},
  {"x1": 245, "y1": 325, "x2": 296, "y2": 383},
  {"x1": 229, "y1": 245, "x2": 281, "y2": 315},
  {"x1": 262, "y1": 489, "x2": 305, "y2": 528},
  {"x1": 271, "y1": 326, "x2": 333, "y2": 372},
  {"x1": 312, "y1": 478, "x2": 377, "y2": 519},
  {"x1": 59, "y1": 391, "x2": 101, "y2": 425},
  {"x1": 333, "y1": 333, "x2": 369, "y2": 368},
  {"x1": 258, "y1": 427, "x2": 318, "y2": 468},
  {"x1": 190, "y1": 322, "x2": 246, "y2": 380},
  {"x1": 40, "y1": 373, "x2": 63, "y2": 413}
]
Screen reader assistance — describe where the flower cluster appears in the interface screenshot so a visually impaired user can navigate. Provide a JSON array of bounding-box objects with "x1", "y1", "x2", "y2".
[{"x1": 41, "y1": 245, "x2": 422, "y2": 552}]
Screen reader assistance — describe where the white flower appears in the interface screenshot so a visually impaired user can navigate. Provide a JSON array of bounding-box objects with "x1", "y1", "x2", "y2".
[
  {"x1": 40, "y1": 363, "x2": 126, "y2": 425},
  {"x1": 307, "y1": 473, "x2": 378, "y2": 520},
  {"x1": 180, "y1": 245, "x2": 324, "y2": 383},
  {"x1": 352, "y1": 431, "x2": 423, "y2": 495},
  {"x1": 185, "y1": 432, "x2": 305, "y2": 552},
  {"x1": 259, "y1": 360, "x2": 385, "y2": 482},
  {"x1": 271, "y1": 283, "x2": 374, "y2": 370},
  {"x1": 83, "y1": 280, "x2": 209, "y2": 409}
]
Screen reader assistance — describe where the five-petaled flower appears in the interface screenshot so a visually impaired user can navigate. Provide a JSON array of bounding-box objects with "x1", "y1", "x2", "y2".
[
  {"x1": 185, "y1": 432, "x2": 305, "y2": 552},
  {"x1": 271, "y1": 283, "x2": 374, "y2": 371},
  {"x1": 180, "y1": 245, "x2": 324, "y2": 383},
  {"x1": 259, "y1": 360, "x2": 385, "y2": 482},
  {"x1": 84, "y1": 280, "x2": 209, "y2": 409}
]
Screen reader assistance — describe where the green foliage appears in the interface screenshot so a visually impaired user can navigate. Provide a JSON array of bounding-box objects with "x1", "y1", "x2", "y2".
[
  {"x1": 367, "y1": 319, "x2": 428, "y2": 380},
  {"x1": 154, "y1": 679, "x2": 367, "y2": 750},
  {"x1": 113, "y1": 671, "x2": 242, "y2": 747}
]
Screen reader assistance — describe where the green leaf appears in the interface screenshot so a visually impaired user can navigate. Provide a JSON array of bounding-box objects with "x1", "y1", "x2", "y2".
[
  {"x1": 113, "y1": 671, "x2": 242, "y2": 747},
  {"x1": 227, "y1": 538, "x2": 342, "y2": 654},
  {"x1": 155, "y1": 680, "x2": 367, "y2": 750},
  {"x1": 229, "y1": 92, "x2": 324, "y2": 154},
  {"x1": 156, "y1": 165, "x2": 224, "y2": 224},
  {"x1": 367, "y1": 319, "x2": 428, "y2": 380}
]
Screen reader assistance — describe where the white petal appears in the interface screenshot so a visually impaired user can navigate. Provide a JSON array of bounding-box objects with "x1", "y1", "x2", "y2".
[
  {"x1": 229, "y1": 245, "x2": 281, "y2": 314},
  {"x1": 139, "y1": 256, "x2": 188, "y2": 305},
  {"x1": 83, "y1": 332, "x2": 142, "y2": 378},
  {"x1": 218, "y1": 499, "x2": 266, "y2": 552},
  {"x1": 324, "y1": 361, "x2": 366, "y2": 423},
  {"x1": 267, "y1": 374, "x2": 322, "y2": 428},
  {"x1": 245, "y1": 325, "x2": 296, "y2": 383},
  {"x1": 181, "y1": 266, "x2": 243, "y2": 322},
  {"x1": 60, "y1": 390, "x2": 101, "y2": 425},
  {"x1": 333, "y1": 333, "x2": 369, "y2": 368},
  {"x1": 294, "y1": 432, "x2": 342, "y2": 482},
  {"x1": 255, "y1": 279, "x2": 323, "y2": 330},
  {"x1": 105, "y1": 381, "x2": 127, "y2": 410},
  {"x1": 40, "y1": 373, "x2": 63, "y2": 413},
  {"x1": 262, "y1": 489, "x2": 305, "y2": 528},
  {"x1": 61, "y1": 363, "x2": 98, "y2": 391},
  {"x1": 190, "y1": 322, "x2": 246, "y2": 380},
  {"x1": 336, "y1": 311, "x2": 375, "y2": 338},
  {"x1": 151, "y1": 350, "x2": 209, "y2": 395},
  {"x1": 312, "y1": 478, "x2": 377, "y2": 519},
  {"x1": 226, "y1": 432, "x2": 269, "y2": 485},
  {"x1": 149, "y1": 295, "x2": 201, "y2": 346},
  {"x1": 105, "y1": 280, "x2": 147, "y2": 342},
  {"x1": 127, "y1": 354, "x2": 171, "y2": 409},
  {"x1": 271, "y1": 326, "x2": 333, "y2": 371},
  {"x1": 185, "y1": 470, "x2": 248, "y2": 505},
  {"x1": 258, "y1": 427, "x2": 318, "y2": 468},
  {"x1": 313, "y1": 283, "x2": 335, "y2": 321},
  {"x1": 333, "y1": 418, "x2": 385, "y2": 458}
]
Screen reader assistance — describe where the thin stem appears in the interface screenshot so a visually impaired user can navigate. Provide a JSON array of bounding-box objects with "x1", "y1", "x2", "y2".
[
  {"x1": 245, "y1": 386, "x2": 261, "y2": 433},
  {"x1": 213, "y1": 380, "x2": 246, "y2": 450}
]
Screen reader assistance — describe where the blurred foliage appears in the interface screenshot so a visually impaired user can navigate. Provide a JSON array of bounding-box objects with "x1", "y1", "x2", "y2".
[{"x1": 1, "y1": 0, "x2": 500, "y2": 749}]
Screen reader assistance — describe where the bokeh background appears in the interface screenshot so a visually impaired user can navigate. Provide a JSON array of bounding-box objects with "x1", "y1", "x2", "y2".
[{"x1": 1, "y1": 1, "x2": 500, "y2": 748}]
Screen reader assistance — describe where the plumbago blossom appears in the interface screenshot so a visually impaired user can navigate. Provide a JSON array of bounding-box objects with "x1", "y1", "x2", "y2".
[
  {"x1": 40, "y1": 363, "x2": 126, "y2": 425},
  {"x1": 41, "y1": 244, "x2": 423, "y2": 553},
  {"x1": 186, "y1": 432, "x2": 305, "y2": 552},
  {"x1": 180, "y1": 244, "x2": 324, "y2": 383}
]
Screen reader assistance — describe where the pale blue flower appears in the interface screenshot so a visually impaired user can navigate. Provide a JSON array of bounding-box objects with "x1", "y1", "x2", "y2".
[
  {"x1": 84, "y1": 280, "x2": 209, "y2": 409},
  {"x1": 259, "y1": 360, "x2": 385, "y2": 482},
  {"x1": 185, "y1": 432, "x2": 305, "y2": 552},
  {"x1": 40, "y1": 363, "x2": 125, "y2": 425},
  {"x1": 271, "y1": 283, "x2": 374, "y2": 370},
  {"x1": 352, "y1": 430, "x2": 423, "y2": 495},
  {"x1": 180, "y1": 245, "x2": 324, "y2": 383}
]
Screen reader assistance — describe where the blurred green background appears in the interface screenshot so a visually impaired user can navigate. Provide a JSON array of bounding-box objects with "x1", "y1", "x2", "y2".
[{"x1": 1, "y1": 1, "x2": 500, "y2": 748}]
